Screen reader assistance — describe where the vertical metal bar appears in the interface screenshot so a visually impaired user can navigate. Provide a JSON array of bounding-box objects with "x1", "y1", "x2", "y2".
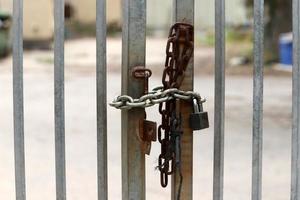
[
  {"x1": 213, "y1": 0, "x2": 225, "y2": 199},
  {"x1": 96, "y1": 0, "x2": 108, "y2": 199},
  {"x1": 171, "y1": 1, "x2": 194, "y2": 200},
  {"x1": 252, "y1": 0, "x2": 264, "y2": 199},
  {"x1": 13, "y1": 0, "x2": 26, "y2": 199},
  {"x1": 291, "y1": 0, "x2": 300, "y2": 199},
  {"x1": 121, "y1": 0, "x2": 146, "y2": 199},
  {"x1": 54, "y1": 0, "x2": 66, "y2": 199}
]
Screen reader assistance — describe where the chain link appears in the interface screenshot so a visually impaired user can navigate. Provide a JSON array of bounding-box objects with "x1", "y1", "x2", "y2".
[{"x1": 109, "y1": 87, "x2": 205, "y2": 110}]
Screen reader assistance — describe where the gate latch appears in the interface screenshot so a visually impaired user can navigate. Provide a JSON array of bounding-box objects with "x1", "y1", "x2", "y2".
[{"x1": 132, "y1": 66, "x2": 156, "y2": 155}]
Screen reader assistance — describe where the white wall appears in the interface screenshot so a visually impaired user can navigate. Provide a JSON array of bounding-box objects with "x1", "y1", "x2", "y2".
[
  {"x1": 147, "y1": 0, "x2": 248, "y2": 30},
  {"x1": 23, "y1": 0, "x2": 54, "y2": 40},
  {"x1": 0, "y1": 0, "x2": 12, "y2": 13},
  {"x1": 0, "y1": 0, "x2": 54, "y2": 41},
  {"x1": 65, "y1": 0, "x2": 121, "y2": 24},
  {"x1": 147, "y1": 0, "x2": 173, "y2": 29},
  {"x1": 0, "y1": 0, "x2": 248, "y2": 40}
]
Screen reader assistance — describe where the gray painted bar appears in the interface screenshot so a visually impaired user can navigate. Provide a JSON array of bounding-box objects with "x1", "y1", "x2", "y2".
[
  {"x1": 54, "y1": 0, "x2": 66, "y2": 199},
  {"x1": 13, "y1": 0, "x2": 26, "y2": 199},
  {"x1": 96, "y1": 0, "x2": 108, "y2": 199},
  {"x1": 252, "y1": 0, "x2": 264, "y2": 199},
  {"x1": 291, "y1": 0, "x2": 300, "y2": 199},
  {"x1": 213, "y1": 0, "x2": 225, "y2": 199}
]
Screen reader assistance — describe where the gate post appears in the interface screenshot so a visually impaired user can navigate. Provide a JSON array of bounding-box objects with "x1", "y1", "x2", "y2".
[
  {"x1": 171, "y1": 1, "x2": 194, "y2": 200},
  {"x1": 121, "y1": 0, "x2": 146, "y2": 199}
]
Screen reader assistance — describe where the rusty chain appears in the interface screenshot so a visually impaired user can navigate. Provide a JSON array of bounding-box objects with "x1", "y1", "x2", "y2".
[
  {"x1": 109, "y1": 22, "x2": 196, "y2": 195},
  {"x1": 158, "y1": 23, "x2": 194, "y2": 189}
]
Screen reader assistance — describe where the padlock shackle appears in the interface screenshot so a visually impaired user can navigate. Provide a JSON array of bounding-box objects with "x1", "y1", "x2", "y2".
[
  {"x1": 193, "y1": 98, "x2": 204, "y2": 112},
  {"x1": 192, "y1": 98, "x2": 199, "y2": 112}
]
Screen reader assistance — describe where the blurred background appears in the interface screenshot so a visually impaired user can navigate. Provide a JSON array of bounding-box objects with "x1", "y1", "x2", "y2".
[{"x1": 0, "y1": 0, "x2": 293, "y2": 199}]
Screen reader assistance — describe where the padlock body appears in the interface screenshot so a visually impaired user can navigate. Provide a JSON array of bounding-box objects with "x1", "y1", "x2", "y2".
[{"x1": 189, "y1": 111, "x2": 209, "y2": 130}]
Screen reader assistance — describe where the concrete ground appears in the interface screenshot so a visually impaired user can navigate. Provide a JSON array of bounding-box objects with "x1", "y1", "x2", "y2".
[{"x1": 0, "y1": 38, "x2": 293, "y2": 199}]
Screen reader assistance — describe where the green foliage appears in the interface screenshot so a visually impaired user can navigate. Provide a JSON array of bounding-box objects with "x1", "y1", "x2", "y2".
[
  {"x1": 65, "y1": 20, "x2": 122, "y2": 38},
  {"x1": 198, "y1": 31, "x2": 215, "y2": 46},
  {"x1": 65, "y1": 21, "x2": 96, "y2": 38},
  {"x1": 226, "y1": 28, "x2": 252, "y2": 43},
  {"x1": 197, "y1": 27, "x2": 252, "y2": 47},
  {"x1": 0, "y1": 28, "x2": 11, "y2": 57}
]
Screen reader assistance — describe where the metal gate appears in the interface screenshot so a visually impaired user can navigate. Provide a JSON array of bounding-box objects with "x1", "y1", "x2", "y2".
[{"x1": 10, "y1": 0, "x2": 300, "y2": 199}]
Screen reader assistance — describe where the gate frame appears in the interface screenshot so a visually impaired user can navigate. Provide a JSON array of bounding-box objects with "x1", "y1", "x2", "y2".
[{"x1": 11, "y1": 0, "x2": 300, "y2": 199}]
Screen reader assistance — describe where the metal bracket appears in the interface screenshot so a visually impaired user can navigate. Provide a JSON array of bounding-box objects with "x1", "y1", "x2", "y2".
[
  {"x1": 139, "y1": 119, "x2": 157, "y2": 155},
  {"x1": 139, "y1": 119, "x2": 157, "y2": 142},
  {"x1": 132, "y1": 66, "x2": 152, "y2": 94}
]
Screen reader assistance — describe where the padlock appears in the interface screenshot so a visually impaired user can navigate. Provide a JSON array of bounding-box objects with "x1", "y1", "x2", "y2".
[{"x1": 189, "y1": 98, "x2": 209, "y2": 130}]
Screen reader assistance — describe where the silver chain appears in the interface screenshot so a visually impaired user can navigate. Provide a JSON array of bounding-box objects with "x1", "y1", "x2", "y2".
[{"x1": 109, "y1": 86, "x2": 206, "y2": 110}]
